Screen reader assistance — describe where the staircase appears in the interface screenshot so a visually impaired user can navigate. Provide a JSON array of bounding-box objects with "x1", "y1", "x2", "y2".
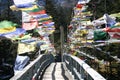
[{"x1": 42, "y1": 62, "x2": 73, "y2": 80}]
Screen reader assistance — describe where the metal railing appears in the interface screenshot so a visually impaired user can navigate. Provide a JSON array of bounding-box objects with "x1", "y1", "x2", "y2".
[
  {"x1": 63, "y1": 54, "x2": 106, "y2": 80},
  {"x1": 10, "y1": 53, "x2": 54, "y2": 80},
  {"x1": 10, "y1": 52, "x2": 106, "y2": 80}
]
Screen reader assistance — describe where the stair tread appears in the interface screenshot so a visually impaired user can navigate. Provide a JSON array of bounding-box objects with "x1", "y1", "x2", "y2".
[{"x1": 42, "y1": 62, "x2": 73, "y2": 80}]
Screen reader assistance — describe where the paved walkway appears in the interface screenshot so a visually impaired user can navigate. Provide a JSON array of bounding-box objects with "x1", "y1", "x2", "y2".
[{"x1": 42, "y1": 62, "x2": 73, "y2": 80}]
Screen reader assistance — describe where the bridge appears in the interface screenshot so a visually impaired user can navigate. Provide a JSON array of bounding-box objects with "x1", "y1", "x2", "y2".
[{"x1": 10, "y1": 52, "x2": 106, "y2": 80}]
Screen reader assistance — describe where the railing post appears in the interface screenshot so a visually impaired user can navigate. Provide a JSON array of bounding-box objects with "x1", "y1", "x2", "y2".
[
  {"x1": 74, "y1": 60, "x2": 78, "y2": 79},
  {"x1": 77, "y1": 62, "x2": 81, "y2": 79}
]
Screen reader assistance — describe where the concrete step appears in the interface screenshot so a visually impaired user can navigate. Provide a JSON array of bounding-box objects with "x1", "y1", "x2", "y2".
[
  {"x1": 42, "y1": 62, "x2": 73, "y2": 80},
  {"x1": 42, "y1": 63, "x2": 56, "y2": 79}
]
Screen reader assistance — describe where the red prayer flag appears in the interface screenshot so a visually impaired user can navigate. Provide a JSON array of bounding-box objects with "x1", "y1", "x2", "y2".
[
  {"x1": 29, "y1": 10, "x2": 46, "y2": 15},
  {"x1": 76, "y1": 4, "x2": 83, "y2": 8}
]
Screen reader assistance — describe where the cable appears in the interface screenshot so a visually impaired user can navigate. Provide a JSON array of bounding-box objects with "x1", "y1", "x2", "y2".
[{"x1": 104, "y1": 0, "x2": 107, "y2": 13}]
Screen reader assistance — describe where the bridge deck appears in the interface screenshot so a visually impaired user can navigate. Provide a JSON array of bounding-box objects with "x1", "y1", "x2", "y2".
[{"x1": 42, "y1": 62, "x2": 73, "y2": 80}]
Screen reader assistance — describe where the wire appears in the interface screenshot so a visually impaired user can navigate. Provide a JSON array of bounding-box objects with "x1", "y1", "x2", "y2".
[{"x1": 104, "y1": 0, "x2": 107, "y2": 13}]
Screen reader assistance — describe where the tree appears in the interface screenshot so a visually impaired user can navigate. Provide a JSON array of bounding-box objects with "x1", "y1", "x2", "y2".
[{"x1": 87, "y1": 0, "x2": 120, "y2": 20}]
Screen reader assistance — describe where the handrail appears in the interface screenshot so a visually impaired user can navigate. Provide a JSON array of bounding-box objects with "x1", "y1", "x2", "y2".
[
  {"x1": 63, "y1": 54, "x2": 106, "y2": 80},
  {"x1": 10, "y1": 53, "x2": 54, "y2": 80}
]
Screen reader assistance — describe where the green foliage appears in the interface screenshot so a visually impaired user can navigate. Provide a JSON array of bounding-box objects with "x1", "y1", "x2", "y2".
[{"x1": 87, "y1": 0, "x2": 120, "y2": 20}]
